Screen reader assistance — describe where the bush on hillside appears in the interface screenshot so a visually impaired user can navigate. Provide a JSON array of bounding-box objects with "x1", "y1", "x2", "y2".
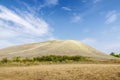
[
  {"x1": 33, "y1": 55, "x2": 90, "y2": 62},
  {"x1": 0, "y1": 55, "x2": 91, "y2": 64},
  {"x1": 12, "y1": 56, "x2": 21, "y2": 62},
  {"x1": 22, "y1": 57, "x2": 33, "y2": 63},
  {"x1": 110, "y1": 52, "x2": 120, "y2": 58},
  {"x1": 1, "y1": 58, "x2": 9, "y2": 63}
]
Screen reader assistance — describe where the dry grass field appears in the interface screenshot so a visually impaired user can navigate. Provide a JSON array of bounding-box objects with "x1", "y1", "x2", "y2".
[
  {"x1": 0, "y1": 64, "x2": 120, "y2": 80},
  {"x1": 0, "y1": 40, "x2": 119, "y2": 80}
]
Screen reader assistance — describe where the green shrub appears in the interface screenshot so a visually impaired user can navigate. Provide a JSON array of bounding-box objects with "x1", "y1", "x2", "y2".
[
  {"x1": 22, "y1": 57, "x2": 33, "y2": 63},
  {"x1": 12, "y1": 56, "x2": 21, "y2": 62},
  {"x1": 0, "y1": 55, "x2": 91, "y2": 65},
  {"x1": 110, "y1": 52, "x2": 120, "y2": 58},
  {"x1": 33, "y1": 55, "x2": 90, "y2": 62},
  {"x1": 1, "y1": 58, "x2": 8, "y2": 63}
]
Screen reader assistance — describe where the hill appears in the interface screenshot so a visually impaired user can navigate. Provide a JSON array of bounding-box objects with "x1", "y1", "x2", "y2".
[{"x1": 0, "y1": 40, "x2": 114, "y2": 59}]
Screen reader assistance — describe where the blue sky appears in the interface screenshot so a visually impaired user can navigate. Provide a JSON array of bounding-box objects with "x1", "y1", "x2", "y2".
[{"x1": 0, "y1": 0, "x2": 120, "y2": 54}]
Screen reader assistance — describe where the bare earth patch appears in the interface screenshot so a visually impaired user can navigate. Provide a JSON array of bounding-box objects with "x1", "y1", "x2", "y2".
[{"x1": 0, "y1": 64, "x2": 120, "y2": 80}]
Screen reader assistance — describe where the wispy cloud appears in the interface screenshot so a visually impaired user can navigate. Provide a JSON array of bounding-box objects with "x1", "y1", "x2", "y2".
[
  {"x1": 62, "y1": 7, "x2": 72, "y2": 11},
  {"x1": 44, "y1": 0, "x2": 58, "y2": 6},
  {"x1": 71, "y1": 15, "x2": 82, "y2": 23},
  {"x1": 105, "y1": 11, "x2": 118, "y2": 24},
  {"x1": 20, "y1": 0, "x2": 59, "y2": 11},
  {"x1": 0, "y1": 5, "x2": 54, "y2": 48}
]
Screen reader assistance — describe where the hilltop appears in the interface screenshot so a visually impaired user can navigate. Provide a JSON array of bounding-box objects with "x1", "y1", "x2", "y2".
[{"x1": 0, "y1": 40, "x2": 114, "y2": 59}]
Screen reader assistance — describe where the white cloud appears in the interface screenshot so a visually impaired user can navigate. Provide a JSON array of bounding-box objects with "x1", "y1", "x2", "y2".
[
  {"x1": 62, "y1": 7, "x2": 72, "y2": 11},
  {"x1": 0, "y1": 5, "x2": 50, "y2": 36},
  {"x1": 0, "y1": 5, "x2": 53, "y2": 48},
  {"x1": 71, "y1": 15, "x2": 82, "y2": 23},
  {"x1": 44, "y1": 0, "x2": 58, "y2": 6},
  {"x1": 105, "y1": 11, "x2": 117, "y2": 24},
  {"x1": 34, "y1": 0, "x2": 58, "y2": 10}
]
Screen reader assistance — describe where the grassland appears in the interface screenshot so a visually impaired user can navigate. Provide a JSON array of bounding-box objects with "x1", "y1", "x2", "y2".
[
  {"x1": 0, "y1": 40, "x2": 119, "y2": 80},
  {"x1": 0, "y1": 64, "x2": 120, "y2": 80}
]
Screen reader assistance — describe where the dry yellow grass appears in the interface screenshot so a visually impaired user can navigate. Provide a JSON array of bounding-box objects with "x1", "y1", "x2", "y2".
[{"x1": 0, "y1": 64, "x2": 120, "y2": 80}]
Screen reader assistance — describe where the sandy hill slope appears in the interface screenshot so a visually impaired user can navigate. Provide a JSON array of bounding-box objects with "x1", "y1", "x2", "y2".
[{"x1": 0, "y1": 40, "x2": 114, "y2": 59}]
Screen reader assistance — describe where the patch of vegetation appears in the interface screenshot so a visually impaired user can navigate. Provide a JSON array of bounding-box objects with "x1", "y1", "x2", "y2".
[
  {"x1": 33, "y1": 55, "x2": 91, "y2": 62},
  {"x1": 0, "y1": 55, "x2": 92, "y2": 66},
  {"x1": 1, "y1": 58, "x2": 9, "y2": 63},
  {"x1": 110, "y1": 52, "x2": 120, "y2": 58}
]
